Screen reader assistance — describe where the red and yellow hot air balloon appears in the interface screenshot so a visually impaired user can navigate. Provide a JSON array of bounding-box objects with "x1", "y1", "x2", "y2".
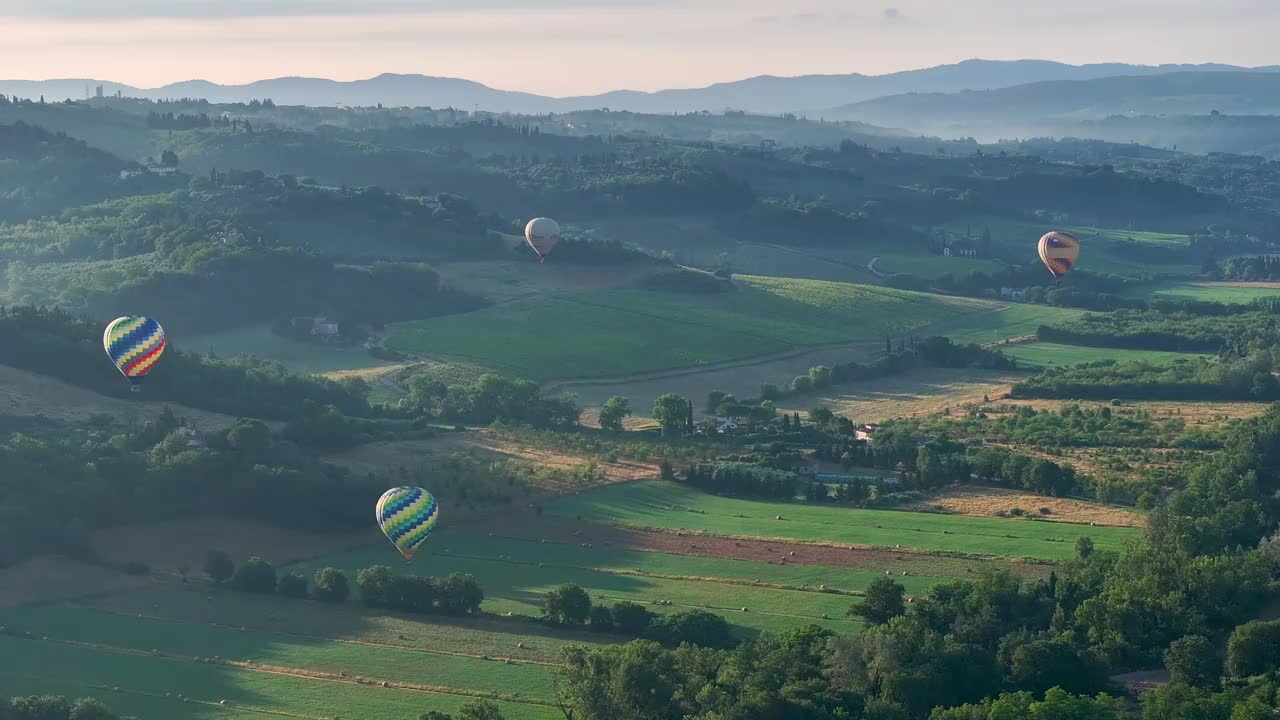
[
  {"x1": 524, "y1": 217, "x2": 560, "y2": 263},
  {"x1": 1038, "y1": 231, "x2": 1080, "y2": 282}
]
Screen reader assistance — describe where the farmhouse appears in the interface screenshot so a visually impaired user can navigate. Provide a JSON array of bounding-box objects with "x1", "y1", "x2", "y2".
[{"x1": 855, "y1": 423, "x2": 879, "y2": 442}]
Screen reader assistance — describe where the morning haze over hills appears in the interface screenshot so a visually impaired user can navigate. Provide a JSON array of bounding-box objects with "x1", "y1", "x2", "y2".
[{"x1": 5, "y1": 59, "x2": 1279, "y2": 115}]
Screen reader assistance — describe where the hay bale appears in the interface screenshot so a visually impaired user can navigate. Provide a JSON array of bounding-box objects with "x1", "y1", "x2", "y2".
[
  {"x1": 220, "y1": 700, "x2": 229, "y2": 706},
  {"x1": 901, "y1": 571, "x2": 909, "y2": 576},
  {"x1": 741, "y1": 607, "x2": 749, "y2": 612},
  {"x1": 381, "y1": 681, "x2": 389, "y2": 688},
  {"x1": 819, "y1": 584, "x2": 826, "y2": 590},
  {"x1": 517, "y1": 642, "x2": 526, "y2": 649},
  {"x1": 775, "y1": 515, "x2": 783, "y2": 520}
]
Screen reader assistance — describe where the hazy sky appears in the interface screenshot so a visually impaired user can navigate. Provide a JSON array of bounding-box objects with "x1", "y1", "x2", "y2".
[{"x1": 4, "y1": 0, "x2": 1278, "y2": 95}]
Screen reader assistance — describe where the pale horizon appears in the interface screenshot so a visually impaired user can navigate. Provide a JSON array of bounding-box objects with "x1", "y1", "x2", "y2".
[{"x1": 4, "y1": 0, "x2": 1280, "y2": 96}]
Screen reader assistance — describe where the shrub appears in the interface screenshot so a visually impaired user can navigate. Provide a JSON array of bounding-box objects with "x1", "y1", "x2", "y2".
[
  {"x1": 588, "y1": 606, "x2": 614, "y2": 632},
  {"x1": 276, "y1": 572, "x2": 308, "y2": 599},
  {"x1": 204, "y1": 550, "x2": 234, "y2": 584},
  {"x1": 231, "y1": 557, "x2": 277, "y2": 594},
  {"x1": 312, "y1": 567, "x2": 350, "y2": 604}
]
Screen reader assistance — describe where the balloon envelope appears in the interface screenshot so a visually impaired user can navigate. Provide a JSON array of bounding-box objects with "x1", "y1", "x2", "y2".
[
  {"x1": 103, "y1": 316, "x2": 166, "y2": 386},
  {"x1": 1038, "y1": 231, "x2": 1080, "y2": 281},
  {"x1": 376, "y1": 486, "x2": 440, "y2": 560},
  {"x1": 524, "y1": 217, "x2": 560, "y2": 261}
]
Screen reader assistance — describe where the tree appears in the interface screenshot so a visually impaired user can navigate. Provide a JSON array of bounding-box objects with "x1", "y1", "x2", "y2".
[
  {"x1": 312, "y1": 567, "x2": 350, "y2": 604},
  {"x1": 610, "y1": 601, "x2": 655, "y2": 636},
  {"x1": 436, "y1": 573, "x2": 484, "y2": 615},
  {"x1": 357, "y1": 565, "x2": 396, "y2": 607},
  {"x1": 160, "y1": 149, "x2": 179, "y2": 168},
  {"x1": 588, "y1": 605, "x2": 614, "y2": 632},
  {"x1": 850, "y1": 576, "x2": 905, "y2": 624},
  {"x1": 598, "y1": 397, "x2": 631, "y2": 432},
  {"x1": 455, "y1": 701, "x2": 506, "y2": 720},
  {"x1": 809, "y1": 365, "x2": 833, "y2": 388},
  {"x1": 706, "y1": 390, "x2": 727, "y2": 413},
  {"x1": 276, "y1": 572, "x2": 308, "y2": 598},
  {"x1": 659, "y1": 459, "x2": 675, "y2": 481},
  {"x1": 644, "y1": 609, "x2": 734, "y2": 648},
  {"x1": 69, "y1": 697, "x2": 121, "y2": 720},
  {"x1": 1075, "y1": 536, "x2": 1096, "y2": 560},
  {"x1": 1227, "y1": 619, "x2": 1280, "y2": 677},
  {"x1": 205, "y1": 550, "x2": 234, "y2": 583},
  {"x1": 792, "y1": 375, "x2": 813, "y2": 393},
  {"x1": 1164, "y1": 635, "x2": 1219, "y2": 689},
  {"x1": 419, "y1": 713, "x2": 453, "y2": 720},
  {"x1": 1008, "y1": 639, "x2": 1108, "y2": 697},
  {"x1": 232, "y1": 557, "x2": 277, "y2": 594},
  {"x1": 544, "y1": 584, "x2": 592, "y2": 625},
  {"x1": 808, "y1": 406, "x2": 834, "y2": 427},
  {"x1": 652, "y1": 394, "x2": 687, "y2": 437}
]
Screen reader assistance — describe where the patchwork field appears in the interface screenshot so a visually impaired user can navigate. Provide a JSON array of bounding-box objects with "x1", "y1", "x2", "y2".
[
  {"x1": 999, "y1": 342, "x2": 1209, "y2": 369},
  {"x1": 546, "y1": 481, "x2": 1138, "y2": 560},
  {"x1": 1121, "y1": 281, "x2": 1280, "y2": 304},
  {"x1": 389, "y1": 277, "x2": 998, "y2": 381},
  {"x1": 548, "y1": 302, "x2": 1077, "y2": 418}
]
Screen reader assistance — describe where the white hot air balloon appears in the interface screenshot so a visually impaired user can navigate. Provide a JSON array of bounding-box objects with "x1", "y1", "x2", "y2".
[{"x1": 524, "y1": 217, "x2": 560, "y2": 263}]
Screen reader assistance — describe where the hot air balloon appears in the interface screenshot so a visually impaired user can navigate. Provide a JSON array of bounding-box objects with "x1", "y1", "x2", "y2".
[
  {"x1": 376, "y1": 487, "x2": 440, "y2": 560},
  {"x1": 103, "y1": 316, "x2": 166, "y2": 392},
  {"x1": 524, "y1": 217, "x2": 560, "y2": 262},
  {"x1": 1038, "y1": 231, "x2": 1080, "y2": 282}
]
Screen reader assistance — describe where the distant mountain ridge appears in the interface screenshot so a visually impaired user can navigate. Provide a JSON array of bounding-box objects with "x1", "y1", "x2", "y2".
[
  {"x1": 818, "y1": 71, "x2": 1280, "y2": 138},
  {"x1": 3, "y1": 59, "x2": 1278, "y2": 115}
]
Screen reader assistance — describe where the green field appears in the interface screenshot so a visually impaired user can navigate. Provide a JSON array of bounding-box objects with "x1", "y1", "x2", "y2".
[
  {"x1": 1, "y1": 605, "x2": 555, "y2": 702},
  {"x1": 0, "y1": 635, "x2": 556, "y2": 720},
  {"x1": 942, "y1": 303, "x2": 1083, "y2": 345},
  {"x1": 1001, "y1": 342, "x2": 1209, "y2": 369},
  {"x1": 389, "y1": 277, "x2": 997, "y2": 381},
  {"x1": 1121, "y1": 281, "x2": 1280, "y2": 304},
  {"x1": 546, "y1": 481, "x2": 1138, "y2": 560},
  {"x1": 183, "y1": 323, "x2": 388, "y2": 374}
]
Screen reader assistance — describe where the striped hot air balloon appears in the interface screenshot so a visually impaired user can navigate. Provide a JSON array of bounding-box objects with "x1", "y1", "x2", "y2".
[
  {"x1": 1038, "y1": 231, "x2": 1080, "y2": 282},
  {"x1": 103, "y1": 316, "x2": 166, "y2": 392},
  {"x1": 376, "y1": 487, "x2": 440, "y2": 560}
]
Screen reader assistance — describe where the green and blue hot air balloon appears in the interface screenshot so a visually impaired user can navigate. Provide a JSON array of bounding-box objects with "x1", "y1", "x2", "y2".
[
  {"x1": 103, "y1": 316, "x2": 166, "y2": 392},
  {"x1": 376, "y1": 487, "x2": 440, "y2": 560}
]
